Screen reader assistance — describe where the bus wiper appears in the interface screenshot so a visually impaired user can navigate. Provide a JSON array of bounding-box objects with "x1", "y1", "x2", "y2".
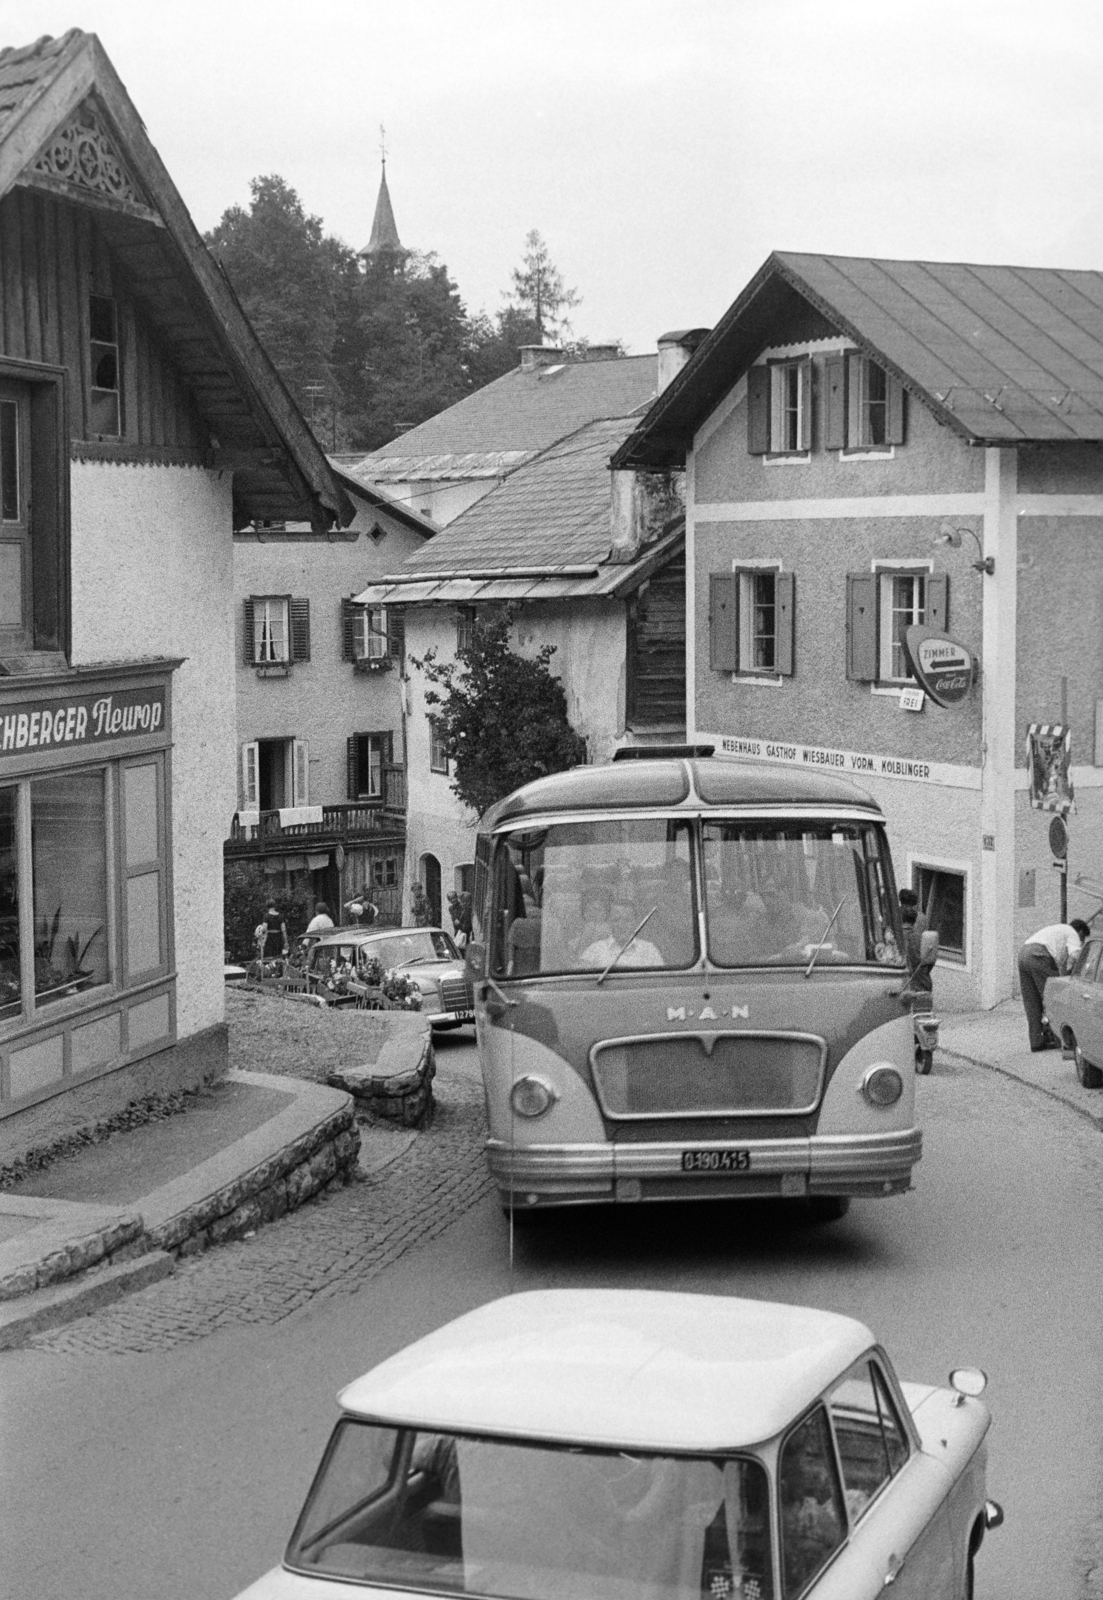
[
  {"x1": 597, "y1": 906, "x2": 658, "y2": 986},
  {"x1": 804, "y1": 897, "x2": 848, "y2": 978}
]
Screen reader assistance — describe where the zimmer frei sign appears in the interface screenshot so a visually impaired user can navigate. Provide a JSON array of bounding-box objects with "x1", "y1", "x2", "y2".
[
  {"x1": 903, "y1": 626, "x2": 975, "y2": 708},
  {"x1": 0, "y1": 686, "x2": 166, "y2": 763}
]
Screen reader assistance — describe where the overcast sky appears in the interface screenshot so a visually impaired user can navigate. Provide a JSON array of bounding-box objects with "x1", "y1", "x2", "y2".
[{"x1": 5, "y1": 0, "x2": 1103, "y2": 352}]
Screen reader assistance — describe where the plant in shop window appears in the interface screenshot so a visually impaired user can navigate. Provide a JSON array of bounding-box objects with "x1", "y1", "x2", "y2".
[{"x1": 34, "y1": 908, "x2": 103, "y2": 1000}]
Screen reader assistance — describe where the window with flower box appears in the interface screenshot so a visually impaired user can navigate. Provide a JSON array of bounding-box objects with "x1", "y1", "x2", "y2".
[
  {"x1": 341, "y1": 600, "x2": 403, "y2": 669},
  {"x1": 242, "y1": 596, "x2": 310, "y2": 672}
]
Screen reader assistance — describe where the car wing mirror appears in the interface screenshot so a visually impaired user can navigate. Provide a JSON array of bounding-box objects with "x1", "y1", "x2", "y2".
[{"x1": 949, "y1": 1367, "x2": 988, "y2": 1404}]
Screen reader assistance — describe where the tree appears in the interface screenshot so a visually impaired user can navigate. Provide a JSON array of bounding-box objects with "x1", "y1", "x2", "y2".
[
  {"x1": 413, "y1": 610, "x2": 587, "y2": 818},
  {"x1": 506, "y1": 230, "x2": 581, "y2": 343}
]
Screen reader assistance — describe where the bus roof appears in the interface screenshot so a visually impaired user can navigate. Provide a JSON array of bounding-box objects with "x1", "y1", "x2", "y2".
[{"x1": 482, "y1": 757, "x2": 881, "y2": 829}]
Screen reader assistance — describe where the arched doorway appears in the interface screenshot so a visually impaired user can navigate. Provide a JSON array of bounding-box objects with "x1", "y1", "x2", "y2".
[{"x1": 420, "y1": 852, "x2": 442, "y2": 927}]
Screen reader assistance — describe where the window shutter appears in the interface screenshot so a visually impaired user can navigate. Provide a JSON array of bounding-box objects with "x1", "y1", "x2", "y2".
[
  {"x1": 824, "y1": 356, "x2": 846, "y2": 450},
  {"x1": 775, "y1": 572, "x2": 795, "y2": 676},
  {"x1": 385, "y1": 730, "x2": 395, "y2": 764},
  {"x1": 846, "y1": 572, "x2": 879, "y2": 681},
  {"x1": 347, "y1": 735, "x2": 361, "y2": 800},
  {"x1": 846, "y1": 353, "x2": 866, "y2": 448},
  {"x1": 388, "y1": 608, "x2": 405, "y2": 660},
  {"x1": 242, "y1": 599, "x2": 255, "y2": 665},
  {"x1": 709, "y1": 573, "x2": 738, "y2": 673},
  {"x1": 292, "y1": 740, "x2": 309, "y2": 806},
  {"x1": 926, "y1": 573, "x2": 949, "y2": 632},
  {"x1": 886, "y1": 374, "x2": 905, "y2": 444},
  {"x1": 341, "y1": 598, "x2": 356, "y2": 661},
  {"x1": 241, "y1": 741, "x2": 259, "y2": 808},
  {"x1": 798, "y1": 361, "x2": 813, "y2": 452},
  {"x1": 747, "y1": 366, "x2": 771, "y2": 454},
  {"x1": 289, "y1": 597, "x2": 310, "y2": 662}
]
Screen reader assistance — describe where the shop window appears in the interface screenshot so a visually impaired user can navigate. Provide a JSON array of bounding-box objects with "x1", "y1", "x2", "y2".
[
  {"x1": 914, "y1": 864, "x2": 966, "y2": 964},
  {"x1": 89, "y1": 295, "x2": 122, "y2": 438},
  {"x1": 121, "y1": 759, "x2": 167, "y2": 982},
  {"x1": 429, "y1": 718, "x2": 449, "y2": 774},
  {"x1": 347, "y1": 732, "x2": 392, "y2": 802},
  {"x1": 243, "y1": 596, "x2": 310, "y2": 667},
  {"x1": 846, "y1": 569, "x2": 947, "y2": 684},
  {"x1": 747, "y1": 360, "x2": 811, "y2": 455},
  {"x1": 709, "y1": 568, "x2": 794, "y2": 676}
]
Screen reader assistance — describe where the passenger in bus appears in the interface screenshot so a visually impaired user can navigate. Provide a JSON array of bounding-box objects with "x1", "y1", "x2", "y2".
[{"x1": 579, "y1": 892, "x2": 662, "y2": 969}]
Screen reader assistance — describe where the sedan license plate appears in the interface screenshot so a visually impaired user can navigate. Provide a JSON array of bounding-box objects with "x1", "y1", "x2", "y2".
[
  {"x1": 453, "y1": 1010, "x2": 474, "y2": 1023},
  {"x1": 681, "y1": 1149, "x2": 751, "y2": 1174}
]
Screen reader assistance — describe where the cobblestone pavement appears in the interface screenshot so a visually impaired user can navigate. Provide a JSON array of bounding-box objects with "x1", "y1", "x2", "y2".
[{"x1": 29, "y1": 1064, "x2": 492, "y2": 1356}]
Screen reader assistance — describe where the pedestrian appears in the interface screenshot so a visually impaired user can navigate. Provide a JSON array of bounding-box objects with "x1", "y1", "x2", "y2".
[
  {"x1": 898, "y1": 886, "x2": 927, "y2": 937},
  {"x1": 1017, "y1": 919, "x2": 1091, "y2": 1050},
  {"x1": 305, "y1": 901, "x2": 334, "y2": 934},
  {"x1": 262, "y1": 900, "x2": 289, "y2": 960},
  {"x1": 901, "y1": 902, "x2": 933, "y2": 996}
]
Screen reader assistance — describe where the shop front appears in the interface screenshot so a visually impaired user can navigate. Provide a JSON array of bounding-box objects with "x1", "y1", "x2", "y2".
[{"x1": 0, "y1": 662, "x2": 179, "y2": 1123}]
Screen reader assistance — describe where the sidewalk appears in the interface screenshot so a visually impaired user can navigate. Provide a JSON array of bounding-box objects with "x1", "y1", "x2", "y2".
[{"x1": 938, "y1": 999, "x2": 1103, "y2": 1130}]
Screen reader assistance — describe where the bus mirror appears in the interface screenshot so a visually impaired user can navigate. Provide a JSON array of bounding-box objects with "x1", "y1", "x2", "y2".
[
  {"x1": 919, "y1": 930, "x2": 939, "y2": 964},
  {"x1": 466, "y1": 942, "x2": 486, "y2": 980}
]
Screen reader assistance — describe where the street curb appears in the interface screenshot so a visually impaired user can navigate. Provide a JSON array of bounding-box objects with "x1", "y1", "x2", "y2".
[
  {"x1": 939, "y1": 1047, "x2": 1103, "y2": 1133},
  {"x1": 0, "y1": 1249, "x2": 174, "y2": 1350}
]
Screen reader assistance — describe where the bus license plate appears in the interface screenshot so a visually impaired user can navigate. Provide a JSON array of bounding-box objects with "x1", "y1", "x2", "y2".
[{"x1": 681, "y1": 1149, "x2": 751, "y2": 1174}]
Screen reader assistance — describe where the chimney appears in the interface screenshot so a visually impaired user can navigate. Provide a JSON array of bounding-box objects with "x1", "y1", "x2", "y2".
[
  {"x1": 577, "y1": 343, "x2": 621, "y2": 362},
  {"x1": 519, "y1": 345, "x2": 565, "y2": 372},
  {"x1": 657, "y1": 327, "x2": 710, "y2": 392}
]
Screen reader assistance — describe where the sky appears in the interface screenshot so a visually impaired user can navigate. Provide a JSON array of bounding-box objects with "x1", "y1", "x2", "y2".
[{"x1": 4, "y1": 0, "x2": 1103, "y2": 353}]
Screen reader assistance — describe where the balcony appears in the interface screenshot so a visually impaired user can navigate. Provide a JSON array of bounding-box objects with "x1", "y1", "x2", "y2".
[{"x1": 226, "y1": 766, "x2": 406, "y2": 858}]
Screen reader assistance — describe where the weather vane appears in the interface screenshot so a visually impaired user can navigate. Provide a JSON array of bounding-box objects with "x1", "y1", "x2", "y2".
[{"x1": 379, "y1": 123, "x2": 387, "y2": 174}]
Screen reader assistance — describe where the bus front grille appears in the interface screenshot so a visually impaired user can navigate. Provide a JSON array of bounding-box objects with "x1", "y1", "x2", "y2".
[{"x1": 589, "y1": 1031, "x2": 827, "y2": 1119}]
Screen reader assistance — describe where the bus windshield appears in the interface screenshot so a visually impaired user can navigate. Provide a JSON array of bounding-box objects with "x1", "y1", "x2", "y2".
[{"x1": 490, "y1": 815, "x2": 902, "y2": 976}]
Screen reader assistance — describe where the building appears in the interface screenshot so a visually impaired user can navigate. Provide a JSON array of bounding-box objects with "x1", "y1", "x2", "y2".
[
  {"x1": 613, "y1": 250, "x2": 1103, "y2": 1008},
  {"x1": 355, "y1": 390, "x2": 693, "y2": 924},
  {"x1": 0, "y1": 30, "x2": 350, "y2": 1161},
  {"x1": 228, "y1": 471, "x2": 434, "y2": 924}
]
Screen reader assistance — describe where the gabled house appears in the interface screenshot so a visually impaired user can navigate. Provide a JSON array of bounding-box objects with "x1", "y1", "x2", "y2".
[
  {"x1": 0, "y1": 29, "x2": 351, "y2": 1161},
  {"x1": 614, "y1": 250, "x2": 1103, "y2": 1008},
  {"x1": 355, "y1": 410, "x2": 688, "y2": 926},
  {"x1": 229, "y1": 469, "x2": 435, "y2": 925}
]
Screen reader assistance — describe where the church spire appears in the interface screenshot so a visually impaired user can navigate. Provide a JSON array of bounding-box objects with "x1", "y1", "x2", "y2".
[{"x1": 362, "y1": 125, "x2": 402, "y2": 257}]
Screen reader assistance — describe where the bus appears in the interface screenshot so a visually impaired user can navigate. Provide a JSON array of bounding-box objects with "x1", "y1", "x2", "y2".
[{"x1": 466, "y1": 748, "x2": 922, "y2": 1219}]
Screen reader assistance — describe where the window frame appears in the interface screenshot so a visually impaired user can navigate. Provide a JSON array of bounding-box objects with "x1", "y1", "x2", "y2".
[
  {"x1": 348, "y1": 731, "x2": 393, "y2": 803},
  {"x1": 356, "y1": 606, "x2": 390, "y2": 662},
  {"x1": 907, "y1": 853, "x2": 970, "y2": 968},
  {"x1": 709, "y1": 564, "x2": 794, "y2": 679},
  {"x1": 846, "y1": 564, "x2": 947, "y2": 688},
  {"x1": 877, "y1": 569, "x2": 927, "y2": 684},
  {"x1": 429, "y1": 717, "x2": 450, "y2": 775},
  {"x1": 253, "y1": 595, "x2": 289, "y2": 665},
  {"x1": 0, "y1": 359, "x2": 68, "y2": 660},
  {"x1": 88, "y1": 293, "x2": 123, "y2": 440},
  {"x1": 456, "y1": 605, "x2": 476, "y2": 654},
  {"x1": 825, "y1": 1355, "x2": 912, "y2": 1528}
]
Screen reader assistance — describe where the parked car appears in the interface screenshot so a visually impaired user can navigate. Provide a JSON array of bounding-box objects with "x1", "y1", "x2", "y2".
[
  {"x1": 232, "y1": 1288, "x2": 1001, "y2": 1600},
  {"x1": 1044, "y1": 933, "x2": 1103, "y2": 1087},
  {"x1": 305, "y1": 926, "x2": 474, "y2": 1028}
]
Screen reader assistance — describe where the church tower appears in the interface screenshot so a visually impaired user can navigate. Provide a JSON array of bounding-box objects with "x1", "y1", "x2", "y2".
[{"x1": 360, "y1": 131, "x2": 402, "y2": 258}]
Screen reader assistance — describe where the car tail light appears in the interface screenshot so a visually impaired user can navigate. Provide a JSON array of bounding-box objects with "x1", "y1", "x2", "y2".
[{"x1": 860, "y1": 1064, "x2": 904, "y2": 1106}]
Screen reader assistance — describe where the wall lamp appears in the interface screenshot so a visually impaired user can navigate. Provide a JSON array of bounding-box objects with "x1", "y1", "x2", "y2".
[{"x1": 934, "y1": 523, "x2": 995, "y2": 575}]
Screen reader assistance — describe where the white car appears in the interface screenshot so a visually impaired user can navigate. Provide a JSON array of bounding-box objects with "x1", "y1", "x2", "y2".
[{"x1": 233, "y1": 1289, "x2": 1001, "y2": 1600}]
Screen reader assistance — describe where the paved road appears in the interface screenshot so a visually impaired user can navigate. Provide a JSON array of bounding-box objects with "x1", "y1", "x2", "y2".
[{"x1": 3, "y1": 1038, "x2": 1103, "y2": 1600}]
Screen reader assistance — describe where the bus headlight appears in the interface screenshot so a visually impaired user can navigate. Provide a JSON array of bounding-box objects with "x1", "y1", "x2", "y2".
[
  {"x1": 859, "y1": 1064, "x2": 904, "y2": 1107},
  {"x1": 509, "y1": 1076, "x2": 558, "y2": 1118}
]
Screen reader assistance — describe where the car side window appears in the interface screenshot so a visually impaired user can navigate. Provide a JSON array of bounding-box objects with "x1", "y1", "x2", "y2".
[
  {"x1": 779, "y1": 1404, "x2": 847, "y2": 1599},
  {"x1": 1082, "y1": 943, "x2": 1103, "y2": 983},
  {"x1": 827, "y1": 1359, "x2": 910, "y2": 1523}
]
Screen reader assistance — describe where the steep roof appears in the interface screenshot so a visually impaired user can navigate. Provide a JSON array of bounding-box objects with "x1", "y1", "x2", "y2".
[
  {"x1": 614, "y1": 250, "x2": 1103, "y2": 469},
  {"x1": 0, "y1": 29, "x2": 352, "y2": 528},
  {"x1": 354, "y1": 416, "x2": 683, "y2": 606},
  {"x1": 360, "y1": 163, "x2": 401, "y2": 256},
  {"x1": 361, "y1": 353, "x2": 658, "y2": 470}
]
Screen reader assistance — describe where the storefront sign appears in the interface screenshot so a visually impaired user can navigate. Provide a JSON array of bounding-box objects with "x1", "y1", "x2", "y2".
[
  {"x1": 1027, "y1": 723, "x2": 1074, "y2": 814},
  {"x1": 0, "y1": 685, "x2": 165, "y2": 761},
  {"x1": 708, "y1": 731, "x2": 980, "y2": 790},
  {"x1": 903, "y1": 626, "x2": 974, "y2": 708}
]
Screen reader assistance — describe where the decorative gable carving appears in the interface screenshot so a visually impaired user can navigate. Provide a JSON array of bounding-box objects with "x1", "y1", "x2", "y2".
[{"x1": 30, "y1": 100, "x2": 150, "y2": 211}]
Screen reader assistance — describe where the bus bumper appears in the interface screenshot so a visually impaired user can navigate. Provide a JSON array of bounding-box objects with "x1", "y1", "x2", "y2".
[{"x1": 485, "y1": 1127, "x2": 922, "y2": 1209}]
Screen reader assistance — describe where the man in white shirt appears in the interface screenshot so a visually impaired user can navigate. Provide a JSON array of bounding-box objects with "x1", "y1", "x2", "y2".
[
  {"x1": 305, "y1": 901, "x2": 335, "y2": 934},
  {"x1": 580, "y1": 898, "x2": 663, "y2": 971},
  {"x1": 1018, "y1": 919, "x2": 1091, "y2": 1050}
]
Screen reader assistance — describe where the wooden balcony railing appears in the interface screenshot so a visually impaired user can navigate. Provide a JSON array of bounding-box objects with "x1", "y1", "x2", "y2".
[{"x1": 227, "y1": 765, "x2": 407, "y2": 849}]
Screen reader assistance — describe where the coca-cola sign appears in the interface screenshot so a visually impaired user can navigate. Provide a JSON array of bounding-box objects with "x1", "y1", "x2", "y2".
[{"x1": 903, "y1": 626, "x2": 974, "y2": 708}]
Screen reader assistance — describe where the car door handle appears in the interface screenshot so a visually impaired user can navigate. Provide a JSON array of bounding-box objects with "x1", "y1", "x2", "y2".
[{"x1": 883, "y1": 1551, "x2": 906, "y2": 1586}]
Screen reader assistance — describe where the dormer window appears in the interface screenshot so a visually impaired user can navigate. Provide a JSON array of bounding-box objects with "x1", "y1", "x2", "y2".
[
  {"x1": 89, "y1": 295, "x2": 121, "y2": 437},
  {"x1": 747, "y1": 360, "x2": 811, "y2": 455}
]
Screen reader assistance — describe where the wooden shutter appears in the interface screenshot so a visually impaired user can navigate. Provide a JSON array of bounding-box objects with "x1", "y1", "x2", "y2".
[
  {"x1": 347, "y1": 735, "x2": 360, "y2": 800},
  {"x1": 798, "y1": 361, "x2": 812, "y2": 452},
  {"x1": 242, "y1": 598, "x2": 255, "y2": 665},
  {"x1": 241, "y1": 741, "x2": 259, "y2": 807},
  {"x1": 289, "y1": 597, "x2": 310, "y2": 662},
  {"x1": 709, "y1": 572, "x2": 738, "y2": 672},
  {"x1": 846, "y1": 352, "x2": 866, "y2": 448},
  {"x1": 926, "y1": 573, "x2": 949, "y2": 632},
  {"x1": 886, "y1": 374, "x2": 905, "y2": 444},
  {"x1": 388, "y1": 608, "x2": 405, "y2": 660},
  {"x1": 384, "y1": 730, "x2": 395, "y2": 764},
  {"x1": 747, "y1": 366, "x2": 771, "y2": 454},
  {"x1": 292, "y1": 740, "x2": 309, "y2": 805},
  {"x1": 341, "y1": 598, "x2": 357, "y2": 661},
  {"x1": 775, "y1": 572, "x2": 795, "y2": 676},
  {"x1": 824, "y1": 355, "x2": 846, "y2": 450},
  {"x1": 846, "y1": 572, "x2": 879, "y2": 681}
]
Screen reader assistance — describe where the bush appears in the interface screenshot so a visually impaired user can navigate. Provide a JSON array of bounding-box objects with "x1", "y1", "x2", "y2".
[{"x1": 224, "y1": 862, "x2": 315, "y2": 962}]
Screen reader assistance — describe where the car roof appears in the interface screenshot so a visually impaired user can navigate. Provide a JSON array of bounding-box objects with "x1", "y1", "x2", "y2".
[
  {"x1": 337, "y1": 1289, "x2": 874, "y2": 1452},
  {"x1": 311, "y1": 925, "x2": 448, "y2": 947}
]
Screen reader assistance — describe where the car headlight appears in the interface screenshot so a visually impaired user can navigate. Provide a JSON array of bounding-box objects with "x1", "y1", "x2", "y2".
[
  {"x1": 859, "y1": 1064, "x2": 904, "y2": 1106},
  {"x1": 509, "y1": 1076, "x2": 558, "y2": 1118}
]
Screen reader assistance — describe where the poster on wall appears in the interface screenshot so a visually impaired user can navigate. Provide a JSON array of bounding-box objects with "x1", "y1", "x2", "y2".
[{"x1": 1027, "y1": 723, "x2": 1074, "y2": 813}]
